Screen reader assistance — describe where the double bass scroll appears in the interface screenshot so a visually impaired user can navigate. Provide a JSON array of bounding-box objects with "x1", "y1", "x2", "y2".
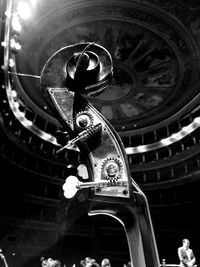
[{"x1": 40, "y1": 42, "x2": 160, "y2": 267}]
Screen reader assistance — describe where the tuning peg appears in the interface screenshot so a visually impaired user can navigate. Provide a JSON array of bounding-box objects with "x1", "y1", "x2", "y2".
[
  {"x1": 62, "y1": 175, "x2": 80, "y2": 199},
  {"x1": 62, "y1": 175, "x2": 125, "y2": 199},
  {"x1": 63, "y1": 175, "x2": 100, "y2": 199}
]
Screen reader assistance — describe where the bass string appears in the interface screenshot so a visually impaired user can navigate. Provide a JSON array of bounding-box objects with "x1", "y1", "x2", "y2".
[
  {"x1": 2, "y1": 43, "x2": 96, "y2": 80},
  {"x1": 2, "y1": 42, "x2": 96, "y2": 79},
  {"x1": 0, "y1": 70, "x2": 41, "y2": 79}
]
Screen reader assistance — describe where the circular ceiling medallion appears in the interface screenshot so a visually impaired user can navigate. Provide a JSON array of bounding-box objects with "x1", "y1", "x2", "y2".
[{"x1": 15, "y1": 1, "x2": 199, "y2": 131}]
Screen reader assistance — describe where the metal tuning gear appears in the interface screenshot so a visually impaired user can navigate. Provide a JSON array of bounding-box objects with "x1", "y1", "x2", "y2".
[{"x1": 75, "y1": 111, "x2": 94, "y2": 129}]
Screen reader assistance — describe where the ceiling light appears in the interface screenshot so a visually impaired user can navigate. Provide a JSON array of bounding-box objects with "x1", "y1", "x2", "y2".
[
  {"x1": 17, "y1": 1, "x2": 31, "y2": 19},
  {"x1": 11, "y1": 13, "x2": 22, "y2": 32}
]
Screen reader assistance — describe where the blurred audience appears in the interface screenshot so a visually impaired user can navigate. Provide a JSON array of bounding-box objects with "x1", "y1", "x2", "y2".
[
  {"x1": 101, "y1": 259, "x2": 111, "y2": 267},
  {"x1": 80, "y1": 257, "x2": 100, "y2": 267},
  {"x1": 40, "y1": 255, "x2": 132, "y2": 267},
  {"x1": 41, "y1": 258, "x2": 61, "y2": 267}
]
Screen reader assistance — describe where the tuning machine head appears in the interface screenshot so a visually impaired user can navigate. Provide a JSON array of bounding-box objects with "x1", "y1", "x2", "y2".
[
  {"x1": 75, "y1": 111, "x2": 94, "y2": 129},
  {"x1": 101, "y1": 158, "x2": 123, "y2": 181}
]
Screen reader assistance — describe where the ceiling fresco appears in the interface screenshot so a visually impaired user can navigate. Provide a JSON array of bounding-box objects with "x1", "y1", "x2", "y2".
[{"x1": 12, "y1": 0, "x2": 199, "y2": 131}]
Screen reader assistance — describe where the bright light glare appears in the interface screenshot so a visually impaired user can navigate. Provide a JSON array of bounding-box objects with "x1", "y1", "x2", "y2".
[
  {"x1": 1, "y1": 41, "x2": 7, "y2": 47},
  {"x1": 11, "y1": 90, "x2": 17, "y2": 98},
  {"x1": 30, "y1": 0, "x2": 37, "y2": 7},
  {"x1": 10, "y1": 38, "x2": 21, "y2": 50},
  {"x1": 17, "y1": 2, "x2": 31, "y2": 19},
  {"x1": 12, "y1": 14, "x2": 22, "y2": 32},
  {"x1": 5, "y1": 11, "x2": 12, "y2": 18},
  {"x1": 24, "y1": 120, "x2": 33, "y2": 127},
  {"x1": 194, "y1": 117, "x2": 200, "y2": 124},
  {"x1": 160, "y1": 138, "x2": 171, "y2": 146},
  {"x1": 9, "y1": 58, "x2": 15, "y2": 67}
]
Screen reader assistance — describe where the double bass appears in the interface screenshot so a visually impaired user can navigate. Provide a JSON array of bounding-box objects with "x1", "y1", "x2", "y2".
[{"x1": 40, "y1": 42, "x2": 160, "y2": 267}]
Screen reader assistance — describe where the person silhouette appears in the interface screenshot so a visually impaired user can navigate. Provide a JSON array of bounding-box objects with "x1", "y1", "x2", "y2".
[{"x1": 178, "y1": 238, "x2": 197, "y2": 267}]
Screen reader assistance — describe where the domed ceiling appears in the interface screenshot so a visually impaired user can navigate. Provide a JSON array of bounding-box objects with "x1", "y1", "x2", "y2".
[
  {"x1": 1, "y1": 0, "x2": 200, "y2": 266},
  {"x1": 10, "y1": 0, "x2": 200, "y2": 131}
]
